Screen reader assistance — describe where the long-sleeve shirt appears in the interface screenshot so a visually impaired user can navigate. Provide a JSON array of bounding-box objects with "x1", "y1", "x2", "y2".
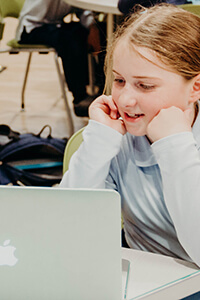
[
  {"x1": 60, "y1": 112, "x2": 200, "y2": 267},
  {"x1": 16, "y1": 0, "x2": 94, "y2": 41}
]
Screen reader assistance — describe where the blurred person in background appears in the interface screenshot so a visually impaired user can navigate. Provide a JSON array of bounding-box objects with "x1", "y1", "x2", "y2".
[{"x1": 16, "y1": 0, "x2": 102, "y2": 117}]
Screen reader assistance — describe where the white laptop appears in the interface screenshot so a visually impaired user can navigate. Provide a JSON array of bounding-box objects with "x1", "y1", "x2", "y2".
[{"x1": 0, "y1": 185, "x2": 125, "y2": 300}]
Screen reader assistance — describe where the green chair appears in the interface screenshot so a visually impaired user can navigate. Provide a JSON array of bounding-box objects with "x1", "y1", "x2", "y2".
[
  {"x1": 0, "y1": 0, "x2": 74, "y2": 136},
  {"x1": 179, "y1": 4, "x2": 200, "y2": 15},
  {"x1": 63, "y1": 127, "x2": 85, "y2": 174},
  {"x1": 0, "y1": 19, "x2": 5, "y2": 72}
]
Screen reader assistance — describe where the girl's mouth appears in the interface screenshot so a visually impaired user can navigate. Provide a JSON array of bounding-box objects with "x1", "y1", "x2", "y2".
[{"x1": 124, "y1": 112, "x2": 145, "y2": 121}]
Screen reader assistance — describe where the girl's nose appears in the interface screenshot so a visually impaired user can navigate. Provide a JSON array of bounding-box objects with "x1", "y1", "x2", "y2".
[{"x1": 119, "y1": 85, "x2": 137, "y2": 107}]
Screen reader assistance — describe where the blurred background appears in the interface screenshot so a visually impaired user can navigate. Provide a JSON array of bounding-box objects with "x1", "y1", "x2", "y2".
[{"x1": 0, "y1": 16, "x2": 88, "y2": 139}]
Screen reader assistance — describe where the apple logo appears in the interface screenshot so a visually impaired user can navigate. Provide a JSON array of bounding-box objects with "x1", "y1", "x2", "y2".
[{"x1": 0, "y1": 239, "x2": 18, "y2": 266}]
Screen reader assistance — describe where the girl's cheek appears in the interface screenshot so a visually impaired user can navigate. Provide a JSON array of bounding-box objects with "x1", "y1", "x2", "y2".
[{"x1": 112, "y1": 89, "x2": 120, "y2": 106}]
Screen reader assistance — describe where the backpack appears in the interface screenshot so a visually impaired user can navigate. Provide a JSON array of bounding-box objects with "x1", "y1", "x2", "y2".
[{"x1": 0, "y1": 124, "x2": 67, "y2": 186}]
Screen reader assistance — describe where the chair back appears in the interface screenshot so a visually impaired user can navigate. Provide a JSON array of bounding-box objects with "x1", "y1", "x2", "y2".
[
  {"x1": 179, "y1": 4, "x2": 200, "y2": 16},
  {"x1": 0, "y1": 0, "x2": 25, "y2": 19},
  {"x1": 63, "y1": 127, "x2": 85, "y2": 174},
  {"x1": 0, "y1": 22, "x2": 4, "y2": 40}
]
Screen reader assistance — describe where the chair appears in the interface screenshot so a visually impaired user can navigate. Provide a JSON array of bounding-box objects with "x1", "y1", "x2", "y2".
[
  {"x1": 179, "y1": 4, "x2": 200, "y2": 15},
  {"x1": 63, "y1": 126, "x2": 84, "y2": 174},
  {"x1": 0, "y1": 0, "x2": 74, "y2": 137},
  {"x1": 0, "y1": 20, "x2": 6, "y2": 72}
]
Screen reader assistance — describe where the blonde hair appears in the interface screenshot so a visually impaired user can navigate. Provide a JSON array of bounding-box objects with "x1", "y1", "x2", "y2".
[{"x1": 105, "y1": 3, "x2": 200, "y2": 92}]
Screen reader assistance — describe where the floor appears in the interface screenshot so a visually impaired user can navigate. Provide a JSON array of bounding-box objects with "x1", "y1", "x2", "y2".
[{"x1": 0, "y1": 17, "x2": 89, "y2": 140}]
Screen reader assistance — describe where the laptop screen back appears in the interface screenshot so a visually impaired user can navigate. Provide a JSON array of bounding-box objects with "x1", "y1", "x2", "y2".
[{"x1": 0, "y1": 186, "x2": 122, "y2": 300}]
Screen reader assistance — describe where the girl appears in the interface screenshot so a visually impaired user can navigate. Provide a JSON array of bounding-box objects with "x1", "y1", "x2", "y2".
[{"x1": 60, "y1": 4, "x2": 200, "y2": 267}]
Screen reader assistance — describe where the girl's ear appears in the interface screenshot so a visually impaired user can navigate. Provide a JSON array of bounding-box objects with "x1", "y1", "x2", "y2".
[{"x1": 189, "y1": 74, "x2": 200, "y2": 103}]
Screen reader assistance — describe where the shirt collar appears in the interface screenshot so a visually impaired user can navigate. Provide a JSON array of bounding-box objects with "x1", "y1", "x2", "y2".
[
  {"x1": 133, "y1": 135, "x2": 157, "y2": 167},
  {"x1": 192, "y1": 111, "x2": 200, "y2": 148}
]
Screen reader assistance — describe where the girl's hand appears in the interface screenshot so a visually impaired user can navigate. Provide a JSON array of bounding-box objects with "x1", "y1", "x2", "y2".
[
  {"x1": 147, "y1": 106, "x2": 192, "y2": 143},
  {"x1": 89, "y1": 95, "x2": 127, "y2": 135}
]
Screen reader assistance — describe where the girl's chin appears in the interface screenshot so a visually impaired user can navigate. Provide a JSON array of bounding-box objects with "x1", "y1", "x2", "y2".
[{"x1": 124, "y1": 124, "x2": 147, "y2": 136}]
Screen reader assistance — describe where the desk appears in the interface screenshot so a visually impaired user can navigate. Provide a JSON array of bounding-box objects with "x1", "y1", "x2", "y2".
[
  {"x1": 122, "y1": 248, "x2": 200, "y2": 299},
  {"x1": 64, "y1": 0, "x2": 121, "y2": 42}
]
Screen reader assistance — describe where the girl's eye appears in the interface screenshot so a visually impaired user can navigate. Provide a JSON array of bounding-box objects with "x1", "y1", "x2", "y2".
[
  {"x1": 138, "y1": 83, "x2": 155, "y2": 90},
  {"x1": 113, "y1": 78, "x2": 125, "y2": 85}
]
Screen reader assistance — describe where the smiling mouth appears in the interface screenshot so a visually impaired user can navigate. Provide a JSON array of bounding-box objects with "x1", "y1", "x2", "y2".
[{"x1": 125, "y1": 113, "x2": 144, "y2": 119}]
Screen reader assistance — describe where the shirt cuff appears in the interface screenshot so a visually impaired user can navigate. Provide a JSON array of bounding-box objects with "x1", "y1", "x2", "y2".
[
  {"x1": 151, "y1": 132, "x2": 196, "y2": 158},
  {"x1": 83, "y1": 120, "x2": 123, "y2": 156}
]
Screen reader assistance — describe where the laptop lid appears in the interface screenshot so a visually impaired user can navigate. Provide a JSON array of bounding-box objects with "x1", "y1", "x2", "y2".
[{"x1": 0, "y1": 186, "x2": 122, "y2": 300}]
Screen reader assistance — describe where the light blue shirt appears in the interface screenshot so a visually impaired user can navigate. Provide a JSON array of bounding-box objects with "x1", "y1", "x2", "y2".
[{"x1": 60, "y1": 112, "x2": 200, "y2": 266}]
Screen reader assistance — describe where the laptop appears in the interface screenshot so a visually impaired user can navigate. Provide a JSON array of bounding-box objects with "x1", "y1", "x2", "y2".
[{"x1": 0, "y1": 185, "x2": 124, "y2": 300}]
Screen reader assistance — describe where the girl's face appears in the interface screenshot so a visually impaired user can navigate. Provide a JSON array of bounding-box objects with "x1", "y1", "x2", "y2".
[{"x1": 112, "y1": 41, "x2": 194, "y2": 136}]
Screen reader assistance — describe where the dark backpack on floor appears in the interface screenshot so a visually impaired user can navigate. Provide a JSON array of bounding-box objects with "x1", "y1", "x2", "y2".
[{"x1": 0, "y1": 124, "x2": 67, "y2": 186}]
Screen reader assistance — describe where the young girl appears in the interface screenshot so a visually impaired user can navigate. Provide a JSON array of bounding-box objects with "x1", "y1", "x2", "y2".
[{"x1": 60, "y1": 4, "x2": 200, "y2": 267}]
